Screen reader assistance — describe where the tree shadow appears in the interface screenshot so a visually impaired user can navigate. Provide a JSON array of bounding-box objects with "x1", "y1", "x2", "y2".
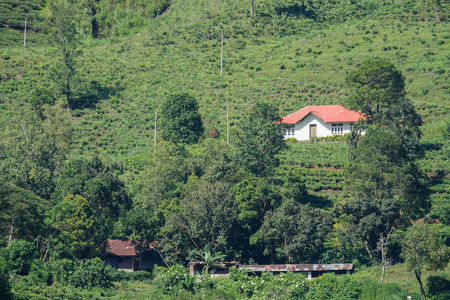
[
  {"x1": 305, "y1": 194, "x2": 334, "y2": 210},
  {"x1": 421, "y1": 142, "x2": 442, "y2": 152},
  {"x1": 72, "y1": 82, "x2": 121, "y2": 110},
  {"x1": 276, "y1": 4, "x2": 316, "y2": 19}
]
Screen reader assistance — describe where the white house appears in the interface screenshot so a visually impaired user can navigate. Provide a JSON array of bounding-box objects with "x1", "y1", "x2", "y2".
[{"x1": 280, "y1": 105, "x2": 363, "y2": 141}]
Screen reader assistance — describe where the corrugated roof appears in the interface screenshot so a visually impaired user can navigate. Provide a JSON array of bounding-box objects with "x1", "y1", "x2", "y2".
[
  {"x1": 243, "y1": 263, "x2": 353, "y2": 272},
  {"x1": 281, "y1": 105, "x2": 363, "y2": 124},
  {"x1": 106, "y1": 240, "x2": 140, "y2": 257}
]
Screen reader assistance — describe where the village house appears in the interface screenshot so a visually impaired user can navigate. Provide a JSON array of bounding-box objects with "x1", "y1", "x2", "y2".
[
  {"x1": 103, "y1": 239, "x2": 159, "y2": 272},
  {"x1": 280, "y1": 105, "x2": 363, "y2": 141}
]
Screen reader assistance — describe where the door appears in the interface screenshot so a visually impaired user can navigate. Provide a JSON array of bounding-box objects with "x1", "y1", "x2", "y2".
[{"x1": 310, "y1": 124, "x2": 317, "y2": 139}]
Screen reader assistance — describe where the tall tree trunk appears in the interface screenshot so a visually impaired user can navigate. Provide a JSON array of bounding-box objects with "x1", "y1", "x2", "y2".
[
  {"x1": 65, "y1": 51, "x2": 71, "y2": 109},
  {"x1": 414, "y1": 269, "x2": 427, "y2": 300},
  {"x1": 365, "y1": 240, "x2": 373, "y2": 259},
  {"x1": 8, "y1": 216, "x2": 15, "y2": 245}
]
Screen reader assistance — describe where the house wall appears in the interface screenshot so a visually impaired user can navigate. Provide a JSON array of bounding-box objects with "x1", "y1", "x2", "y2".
[
  {"x1": 284, "y1": 114, "x2": 353, "y2": 141},
  {"x1": 117, "y1": 257, "x2": 134, "y2": 272}
]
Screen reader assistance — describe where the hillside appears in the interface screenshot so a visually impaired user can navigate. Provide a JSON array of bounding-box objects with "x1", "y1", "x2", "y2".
[
  {"x1": 1, "y1": 0, "x2": 448, "y2": 206},
  {"x1": 1, "y1": 1, "x2": 449, "y2": 298}
]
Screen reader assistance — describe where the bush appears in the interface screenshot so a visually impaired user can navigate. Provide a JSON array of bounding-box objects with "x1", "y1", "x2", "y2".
[
  {"x1": 153, "y1": 265, "x2": 195, "y2": 295},
  {"x1": 27, "y1": 259, "x2": 52, "y2": 285},
  {"x1": 358, "y1": 280, "x2": 421, "y2": 300},
  {"x1": 215, "y1": 268, "x2": 307, "y2": 299},
  {"x1": 49, "y1": 258, "x2": 113, "y2": 289},
  {"x1": 427, "y1": 275, "x2": 450, "y2": 300},
  {"x1": 1, "y1": 240, "x2": 38, "y2": 275},
  {"x1": 109, "y1": 269, "x2": 153, "y2": 282},
  {"x1": 306, "y1": 273, "x2": 361, "y2": 300},
  {"x1": 0, "y1": 269, "x2": 13, "y2": 300}
]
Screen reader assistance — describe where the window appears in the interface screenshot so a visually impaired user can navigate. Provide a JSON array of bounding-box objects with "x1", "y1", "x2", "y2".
[
  {"x1": 350, "y1": 123, "x2": 354, "y2": 132},
  {"x1": 284, "y1": 126, "x2": 295, "y2": 137},
  {"x1": 331, "y1": 123, "x2": 343, "y2": 135}
]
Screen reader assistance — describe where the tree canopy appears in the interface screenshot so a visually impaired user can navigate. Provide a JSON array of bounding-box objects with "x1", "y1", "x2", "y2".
[
  {"x1": 346, "y1": 56, "x2": 405, "y2": 122},
  {"x1": 233, "y1": 101, "x2": 286, "y2": 176},
  {"x1": 160, "y1": 93, "x2": 204, "y2": 149}
]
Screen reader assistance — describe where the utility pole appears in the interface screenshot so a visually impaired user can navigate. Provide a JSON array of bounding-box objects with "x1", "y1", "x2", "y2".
[
  {"x1": 24, "y1": 19, "x2": 27, "y2": 47},
  {"x1": 220, "y1": 31, "x2": 223, "y2": 77},
  {"x1": 221, "y1": 31, "x2": 229, "y2": 146},
  {"x1": 154, "y1": 111, "x2": 157, "y2": 153},
  {"x1": 227, "y1": 103, "x2": 229, "y2": 146}
]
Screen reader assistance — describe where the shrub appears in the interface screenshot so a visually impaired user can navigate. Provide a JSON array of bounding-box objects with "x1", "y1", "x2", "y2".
[
  {"x1": 427, "y1": 275, "x2": 450, "y2": 300},
  {"x1": 153, "y1": 265, "x2": 195, "y2": 295},
  {"x1": 217, "y1": 268, "x2": 308, "y2": 299},
  {"x1": 285, "y1": 137, "x2": 297, "y2": 143},
  {"x1": 1, "y1": 240, "x2": 38, "y2": 275},
  {"x1": 27, "y1": 259, "x2": 52, "y2": 285},
  {"x1": 306, "y1": 273, "x2": 361, "y2": 300},
  {"x1": 48, "y1": 259, "x2": 75, "y2": 286},
  {"x1": 49, "y1": 258, "x2": 113, "y2": 289},
  {"x1": 358, "y1": 280, "x2": 421, "y2": 300},
  {"x1": 0, "y1": 269, "x2": 13, "y2": 300},
  {"x1": 109, "y1": 269, "x2": 153, "y2": 282}
]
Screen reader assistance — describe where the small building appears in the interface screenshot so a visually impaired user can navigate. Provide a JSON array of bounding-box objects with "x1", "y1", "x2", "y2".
[
  {"x1": 188, "y1": 261, "x2": 353, "y2": 279},
  {"x1": 280, "y1": 105, "x2": 363, "y2": 141},
  {"x1": 103, "y1": 239, "x2": 158, "y2": 272},
  {"x1": 242, "y1": 263, "x2": 353, "y2": 279},
  {"x1": 189, "y1": 261, "x2": 240, "y2": 277}
]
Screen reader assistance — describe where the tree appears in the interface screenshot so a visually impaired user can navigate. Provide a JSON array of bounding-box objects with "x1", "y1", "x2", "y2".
[
  {"x1": 0, "y1": 178, "x2": 49, "y2": 245},
  {"x1": 160, "y1": 93, "x2": 204, "y2": 158},
  {"x1": 187, "y1": 139, "x2": 237, "y2": 183},
  {"x1": 0, "y1": 269, "x2": 12, "y2": 300},
  {"x1": 53, "y1": 156, "x2": 130, "y2": 215},
  {"x1": 192, "y1": 245, "x2": 226, "y2": 279},
  {"x1": 52, "y1": 156, "x2": 131, "y2": 246},
  {"x1": 401, "y1": 224, "x2": 450, "y2": 300},
  {"x1": 254, "y1": 200, "x2": 332, "y2": 264},
  {"x1": 133, "y1": 141, "x2": 185, "y2": 208},
  {"x1": 232, "y1": 177, "x2": 281, "y2": 236},
  {"x1": 347, "y1": 57, "x2": 423, "y2": 159},
  {"x1": 430, "y1": 0, "x2": 441, "y2": 21},
  {"x1": 45, "y1": 0, "x2": 79, "y2": 108},
  {"x1": 342, "y1": 58, "x2": 429, "y2": 281},
  {"x1": 45, "y1": 194, "x2": 99, "y2": 259},
  {"x1": 115, "y1": 205, "x2": 166, "y2": 268},
  {"x1": 163, "y1": 179, "x2": 238, "y2": 261},
  {"x1": 233, "y1": 101, "x2": 286, "y2": 176},
  {"x1": 346, "y1": 57, "x2": 405, "y2": 122},
  {"x1": 1, "y1": 239, "x2": 38, "y2": 276},
  {"x1": 0, "y1": 102, "x2": 71, "y2": 199}
]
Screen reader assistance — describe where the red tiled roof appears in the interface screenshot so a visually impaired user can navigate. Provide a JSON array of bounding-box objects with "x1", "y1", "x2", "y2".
[
  {"x1": 106, "y1": 240, "x2": 139, "y2": 257},
  {"x1": 281, "y1": 105, "x2": 363, "y2": 124}
]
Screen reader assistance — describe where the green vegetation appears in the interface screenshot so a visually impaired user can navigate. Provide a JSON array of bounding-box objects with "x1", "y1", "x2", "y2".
[{"x1": 0, "y1": 0, "x2": 449, "y2": 298}]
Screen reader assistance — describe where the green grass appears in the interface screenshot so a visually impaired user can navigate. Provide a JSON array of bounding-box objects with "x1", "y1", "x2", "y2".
[{"x1": 353, "y1": 263, "x2": 450, "y2": 300}]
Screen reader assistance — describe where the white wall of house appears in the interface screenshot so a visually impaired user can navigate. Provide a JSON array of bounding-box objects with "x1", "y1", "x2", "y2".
[{"x1": 283, "y1": 114, "x2": 354, "y2": 141}]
